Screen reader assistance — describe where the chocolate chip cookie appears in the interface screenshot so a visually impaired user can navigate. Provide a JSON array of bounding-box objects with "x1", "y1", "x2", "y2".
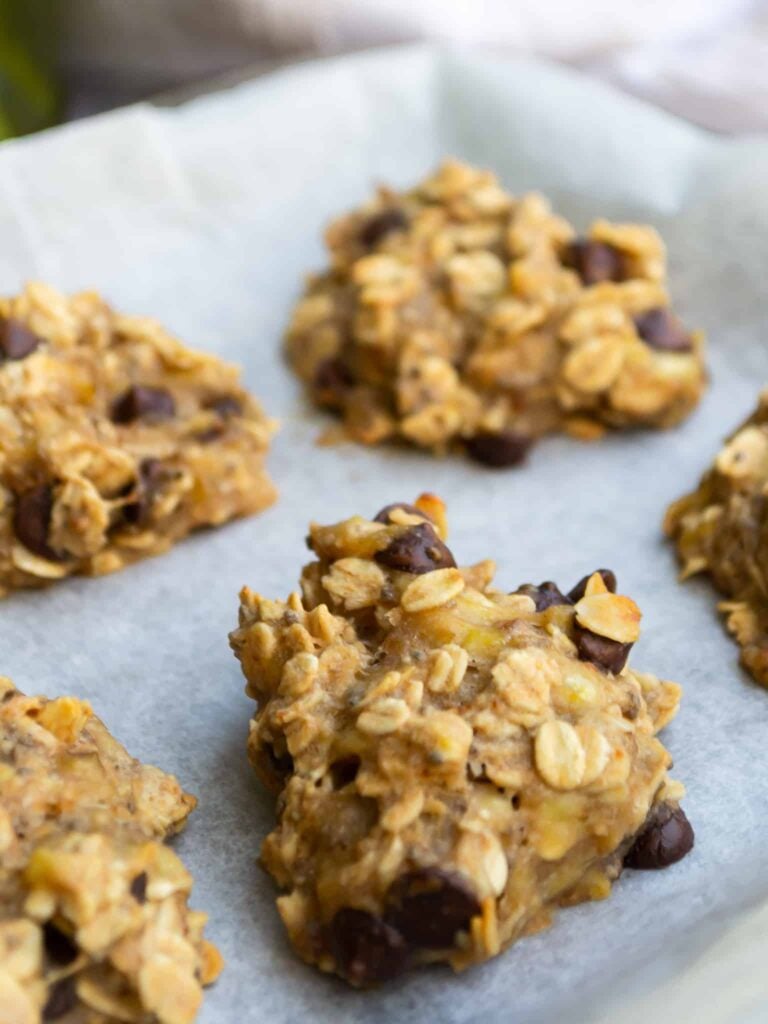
[
  {"x1": 286, "y1": 161, "x2": 705, "y2": 465},
  {"x1": 666, "y1": 392, "x2": 768, "y2": 685},
  {"x1": 0, "y1": 678, "x2": 221, "y2": 1023},
  {"x1": 230, "y1": 495, "x2": 693, "y2": 985},
  {"x1": 0, "y1": 283, "x2": 276, "y2": 597}
]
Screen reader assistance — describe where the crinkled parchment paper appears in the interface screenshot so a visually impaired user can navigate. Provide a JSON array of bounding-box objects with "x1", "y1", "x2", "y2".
[{"x1": 0, "y1": 46, "x2": 766, "y2": 1024}]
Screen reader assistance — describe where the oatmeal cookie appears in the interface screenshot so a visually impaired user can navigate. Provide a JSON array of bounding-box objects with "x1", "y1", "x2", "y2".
[
  {"x1": 230, "y1": 495, "x2": 693, "y2": 986},
  {"x1": 0, "y1": 283, "x2": 277, "y2": 597},
  {"x1": 666, "y1": 392, "x2": 768, "y2": 685},
  {"x1": 0, "y1": 678, "x2": 222, "y2": 1023},
  {"x1": 286, "y1": 160, "x2": 705, "y2": 465}
]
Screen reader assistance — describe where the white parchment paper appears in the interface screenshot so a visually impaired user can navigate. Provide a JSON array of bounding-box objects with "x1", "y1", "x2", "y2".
[{"x1": 0, "y1": 46, "x2": 767, "y2": 1024}]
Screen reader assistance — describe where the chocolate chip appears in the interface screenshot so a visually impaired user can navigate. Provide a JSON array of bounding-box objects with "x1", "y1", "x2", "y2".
[
  {"x1": 313, "y1": 358, "x2": 355, "y2": 409},
  {"x1": 567, "y1": 569, "x2": 617, "y2": 603},
  {"x1": 0, "y1": 318, "x2": 41, "y2": 360},
  {"x1": 43, "y1": 922, "x2": 78, "y2": 966},
  {"x1": 205, "y1": 395, "x2": 243, "y2": 418},
  {"x1": 465, "y1": 430, "x2": 533, "y2": 468},
  {"x1": 373, "y1": 502, "x2": 431, "y2": 525},
  {"x1": 122, "y1": 459, "x2": 167, "y2": 527},
  {"x1": 329, "y1": 908, "x2": 408, "y2": 985},
  {"x1": 111, "y1": 385, "x2": 176, "y2": 424},
  {"x1": 575, "y1": 625, "x2": 632, "y2": 674},
  {"x1": 374, "y1": 522, "x2": 456, "y2": 575},
  {"x1": 130, "y1": 871, "x2": 148, "y2": 903},
  {"x1": 42, "y1": 977, "x2": 77, "y2": 1020},
  {"x1": 634, "y1": 308, "x2": 693, "y2": 353},
  {"x1": 625, "y1": 803, "x2": 694, "y2": 869},
  {"x1": 564, "y1": 239, "x2": 625, "y2": 286},
  {"x1": 330, "y1": 756, "x2": 361, "y2": 790},
  {"x1": 515, "y1": 581, "x2": 571, "y2": 612},
  {"x1": 194, "y1": 426, "x2": 224, "y2": 444},
  {"x1": 385, "y1": 867, "x2": 481, "y2": 950},
  {"x1": 358, "y1": 208, "x2": 408, "y2": 248},
  {"x1": 13, "y1": 484, "x2": 61, "y2": 561}
]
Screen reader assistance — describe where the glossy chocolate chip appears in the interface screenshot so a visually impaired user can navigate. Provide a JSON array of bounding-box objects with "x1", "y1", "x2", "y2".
[
  {"x1": 567, "y1": 569, "x2": 617, "y2": 603},
  {"x1": 122, "y1": 459, "x2": 167, "y2": 527},
  {"x1": 313, "y1": 358, "x2": 355, "y2": 408},
  {"x1": 385, "y1": 867, "x2": 481, "y2": 950},
  {"x1": 43, "y1": 922, "x2": 78, "y2": 966},
  {"x1": 111, "y1": 385, "x2": 176, "y2": 424},
  {"x1": 206, "y1": 394, "x2": 243, "y2": 418},
  {"x1": 130, "y1": 871, "x2": 148, "y2": 904},
  {"x1": 633, "y1": 308, "x2": 693, "y2": 352},
  {"x1": 515, "y1": 581, "x2": 571, "y2": 612},
  {"x1": 575, "y1": 625, "x2": 632, "y2": 674},
  {"x1": 359, "y1": 208, "x2": 408, "y2": 248},
  {"x1": 465, "y1": 430, "x2": 533, "y2": 468},
  {"x1": 42, "y1": 977, "x2": 77, "y2": 1021},
  {"x1": 329, "y1": 908, "x2": 408, "y2": 985},
  {"x1": 625, "y1": 803, "x2": 694, "y2": 869},
  {"x1": 564, "y1": 239, "x2": 625, "y2": 285},
  {"x1": 373, "y1": 502, "x2": 431, "y2": 525},
  {"x1": 374, "y1": 522, "x2": 456, "y2": 575},
  {"x1": 0, "y1": 318, "x2": 41, "y2": 360},
  {"x1": 13, "y1": 484, "x2": 61, "y2": 561}
]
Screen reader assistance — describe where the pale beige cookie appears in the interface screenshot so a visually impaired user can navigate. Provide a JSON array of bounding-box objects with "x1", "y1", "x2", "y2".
[
  {"x1": 230, "y1": 495, "x2": 693, "y2": 986},
  {"x1": 0, "y1": 678, "x2": 222, "y2": 1023},
  {"x1": 286, "y1": 160, "x2": 705, "y2": 467},
  {"x1": 0, "y1": 283, "x2": 277, "y2": 597},
  {"x1": 666, "y1": 391, "x2": 768, "y2": 685}
]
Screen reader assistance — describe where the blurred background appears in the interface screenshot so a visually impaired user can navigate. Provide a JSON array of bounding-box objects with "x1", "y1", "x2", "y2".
[{"x1": 1, "y1": 0, "x2": 768, "y2": 139}]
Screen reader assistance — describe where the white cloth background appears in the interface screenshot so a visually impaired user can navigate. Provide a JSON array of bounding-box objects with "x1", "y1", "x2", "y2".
[{"x1": 60, "y1": 0, "x2": 768, "y2": 133}]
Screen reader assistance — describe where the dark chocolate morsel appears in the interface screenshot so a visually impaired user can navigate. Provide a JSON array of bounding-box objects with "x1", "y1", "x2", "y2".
[
  {"x1": 563, "y1": 239, "x2": 625, "y2": 286},
  {"x1": 13, "y1": 484, "x2": 61, "y2": 561},
  {"x1": 374, "y1": 522, "x2": 456, "y2": 575},
  {"x1": 373, "y1": 502, "x2": 431, "y2": 525},
  {"x1": 358, "y1": 208, "x2": 408, "y2": 248},
  {"x1": 42, "y1": 977, "x2": 77, "y2": 1021},
  {"x1": 385, "y1": 867, "x2": 481, "y2": 950},
  {"x1": 633, "y1": 308, "x2": 693, "y2": 353},
  {"x1": 122, "y1": 459, "x2": 167, "y2": 527},
  {"x1": 516, "y1": 581, "x2": 572, "y2": 612},
  {"x1": 567, "y1": 569, "x2": 617, "y2": 603},
  {"x1": 43, "y1": 922, "x2": 78, "y2": 966},
  {"x1": 111, "y1": 385, "x2": 176, "y2": 424},
  {"x1": 625, "y1": 803, "x2": 694, "y2": 869},
  {"x1": 1, "y1": 318, "x2": 41, "y2": 360},
  {"x1": 329, "y1": 908, "x2": 408, "y2": 985},
  {"x1": 130, "y1": 871, "x2": 148, "y2": 904},
  {"x1": 313, "y1": 358, "x2": 355, "y2": 408},
  {"x1": 575, "y1": 625, "x2": 632, "y2": 674},
  {"x1": 465, "y1": 431, "x2": 533, "y2": 468},
  {"x1": 205, "y1": 394, "x2": 243, "y2": 418}
]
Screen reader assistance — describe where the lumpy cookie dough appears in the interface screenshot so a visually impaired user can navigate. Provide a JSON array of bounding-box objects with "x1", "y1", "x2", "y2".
[
  {"x1": 0, "y1": 678, "x2": 222, "y2": 1023},
  {"x1": 666, "y1": 392, "x2": 768, "y2": 685},
  {"x1": 230, "y1": 495, "x2": 693, "y2": 986},
  {"x1": 286, "y1": 160, "x2": 705, "y2": 466},
  {"x1": 0, "y1": 282, "x2": 277, "y2": 597}
]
